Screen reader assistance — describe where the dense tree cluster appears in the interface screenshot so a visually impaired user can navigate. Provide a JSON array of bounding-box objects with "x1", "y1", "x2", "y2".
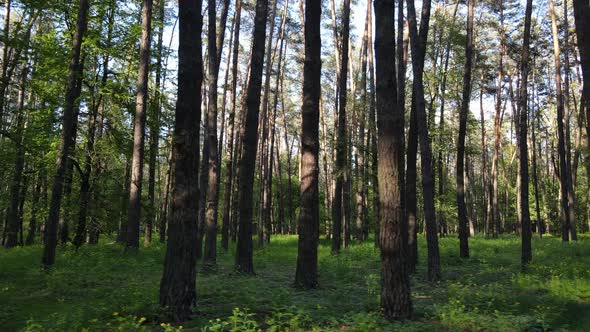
[{"x1": 1, "y1": 0, "x2": 589, "y2": 322}]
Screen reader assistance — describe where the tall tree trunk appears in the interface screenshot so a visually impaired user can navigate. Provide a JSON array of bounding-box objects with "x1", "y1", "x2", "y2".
[
  {"x1": 204, "y1": 0, "x2": 224, "y2": 268},
  {"x1": 73, "y1": 5, "x2": 113, "y2": 245},
  {"x1": 73, "y1": 64, "x2": 102, "y2": 248},
  {"x1": 367, "y1": 5, "x2": 379, "y2": 248},
  {"x1": 222, "y1": 0, "x2": 242, "y2": 250},
  {"x1": 374, "y1": 0, "x2": 412, "y2": 320},
  {"x1": 549, "y1": 0, "x2": 574, "y2": 242},
  {"x1": 159, "y1": 0, "x2": 202, "y2": 321},
  {"x1": 480, "y1": 79, "x2": 492, "y2": 237},
  {"x1": 355, "y1": 3, "x2": 369, "y2": 242},
  {"x1": 41, "y1": 0, "x2": 90, "y2": 269},
  {"x1": 4, "y1": 64, "x2": 28, "y2": 248},
  {"x1": 519, "y1": 0, "x2": 533, "y2": 267},
  {"x1": 59, "y1": 53, "x2": 85, "y2": 246},
  {"x1": 320, "y1": 97, "x2": 331, "y2": 237},
  {"x1": 531, "y1": 75, "x2": 542, "y2": 238},
  {"x1": 197, "y1": 97, "x2": 208, "y2": 258},
  {"x1": 398, "y1": 0, "x2": 418, "y2": 273},
  {"x1": 332, "y1": 0, "x2": 351, "y2": 255},
  {"x1": 235, "y1": 0, "x2": 269, "y2": 274},
  {"x1": 572, "y1": 1, "x2": 590, "y2": 185},
  {"x1": 436, "y1": 1, "x2": 459, "y2": 237},
  {"x1": 406, "y1": 0, "x2": 441, "y2": 282},
  {"x1": 127, "y1": 0, "x2": 154, "y2": 249},
  {"x1": 398, "y1": 0, "x2": 416, "y2": 271},
  {"x1": 406, "y1": 91, "x2": 419, "y2": 269},
  {"x1": 258, "y1": 0, "x2": 278, "y2": 247},
  {"x1": 266, "y1": 6, "x2": 288, "y2": 238},
  {"x1": 146, "y1": 0, "x2": 165, "y2": 246},
  {"x1": 457, "y1": 0, "x2": 474, "y2": 259},
  {"x1": 492, "y1": 1, "x2": 505, "y2": 238},
  {"x1": 295, "y1": 0, "x2": 321, "y2": 289},
  {"x1": 89, "y1": 95, "x2": 104, "y2": 243},
  {"x1": 563, "y1": 0, "x2": 577, "y2": 241}
]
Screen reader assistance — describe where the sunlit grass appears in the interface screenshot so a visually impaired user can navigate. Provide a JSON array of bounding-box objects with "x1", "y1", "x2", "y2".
[{"x1": 0, "y1": 233, "x2": 588, "y2": 331}]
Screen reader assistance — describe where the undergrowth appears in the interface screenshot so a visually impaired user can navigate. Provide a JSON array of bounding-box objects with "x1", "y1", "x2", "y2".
[{"x1": 1, "y1": 234, "x2": 589, "y2": 331}]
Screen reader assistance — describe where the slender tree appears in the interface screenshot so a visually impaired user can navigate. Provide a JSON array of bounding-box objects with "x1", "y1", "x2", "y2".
[
  {"x1": 549, "y1": 0, "x2": 574, "y2": 242},
  {"x1": 146, "y1": 0, "x2": 166, "y2": 246},
  {"x1": 4, "y1": 64, "x2": 28, "y2": 248},
  {"x1": 41, "y1": 0, "x2": 90, "y2": 269},
  {"x1": 436, "y1": 1, "x2": 459, "y2": 237},
  {"x1": 491, "y1": 0, "x2": 505, "y2": 238},
  {"x1": 406, "y1": 0, "x2": 441, "y2": 282},
  {"x1": 519, "y1": 0, "x2": 534, "y2": 267},
  {"x1": 203, "y1": 0, "x2": 220, "y2": 268},
  {"x1": 235, "y1": 0, "x2": 269, "y2": 274},
  {"x1": 456, "y1": 0, "x2": 474, "y2": 259},
  {"x1": 332, "y1": 0, "x2": 351, "y2": 255},
  {"x1": 367, "y1": 4, "x2": 379, "y2": 248},
  {"x1": 222, "y1": 0, "x2": 242, "y2": 250},
  {"x1": 72, "y1": 60, "x2": 104, "y2": 248},
  {"x1": 127, "y1": 0, "x2": 154, "y2": 249},
  {"x1": 354, "y1": 2, "x2": 369, "y2": 242}
]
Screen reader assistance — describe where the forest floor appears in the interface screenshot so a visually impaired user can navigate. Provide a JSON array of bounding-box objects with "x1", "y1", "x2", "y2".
[{"x1": 1, "y1": 234, "x2": 589, "y2": 331}]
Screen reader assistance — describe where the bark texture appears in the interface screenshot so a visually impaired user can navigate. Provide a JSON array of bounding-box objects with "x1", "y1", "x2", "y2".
[
  {"x1": 295, "y1": 0, "x2": 321, "y2": 289},
  {"x1": 374, "y1": 0, "x2": 412, "y2": 320},
  {"x1": 159, "y1": 0, "x2": 202, "y2": 321}
]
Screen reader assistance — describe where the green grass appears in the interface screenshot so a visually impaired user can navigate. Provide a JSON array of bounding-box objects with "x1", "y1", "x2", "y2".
[{"x1": 1, "y1": 234, "x2": 589, "y2": 331}]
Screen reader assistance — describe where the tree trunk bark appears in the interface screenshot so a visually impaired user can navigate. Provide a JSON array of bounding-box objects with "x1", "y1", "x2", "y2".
[
  {"x1": 41, "y1": 0, "x2": 90, "y2": 269},
  {"x1": 368, "y1": 6, "x2": 379, "y2": 248},
  {"x1": 572, "y1": 2, "x2": 590, "y2": 196},
  {"x1": 491, "y1": 1, "x2": 505, "y2": 238},
  {"x1": 406, "y1": 0, "x2": 441, "y2": 282},
  {"x1": 258, "y1": 0, "x2": 279, "y2": 247},
  {"x1": 332, "y1": 0, "x2": 351, "y2": 255},
  {"x1": 355, "y1": 3, "x2": 369, "y2": 242},
  {"x1": 159, "y1": 0, "x2": 202, "y2": 321},
  {"x1": 127, "y1": 0, "x2": 153, "y2": 249},
  {"x1": 457, "y1": 0, "x2": 474, "y2": 259},
  {"x1": 73, "y1": 63, "x2": 102, "y2": 248},
  {"x1": 374, "y1": 0, "x2": 412, "y2": 320},
  {"x1": 563, "y1": 0, "x2": 577, "y2": 241},
  {"x1": 203, "y1": 0, "x2": 221, "y2": 269},
  {"x1": 549, "y1": 0, "x2": 574, "y2": 242},
  {"x1": 531, "y1": 76, "x2": 542, "y2": 238},
  {"x1": 295, "y1": 0, "x2": 321, "y2": 289},
  {"x1": 4, "y1": 63, "x2": 28, "y2": 248},
  {"x1": 519, "y1": 0, "x2": 533, "y2": 267},
  {"x1": 235, "y1": 0, "x2": 269, "y2": 274},
  {"x1": 146, "y1": 0, "x2": 165, "y2": 246},
  {"x1": 222, "y1": 0, "x2": 242, "y2": 249}
]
